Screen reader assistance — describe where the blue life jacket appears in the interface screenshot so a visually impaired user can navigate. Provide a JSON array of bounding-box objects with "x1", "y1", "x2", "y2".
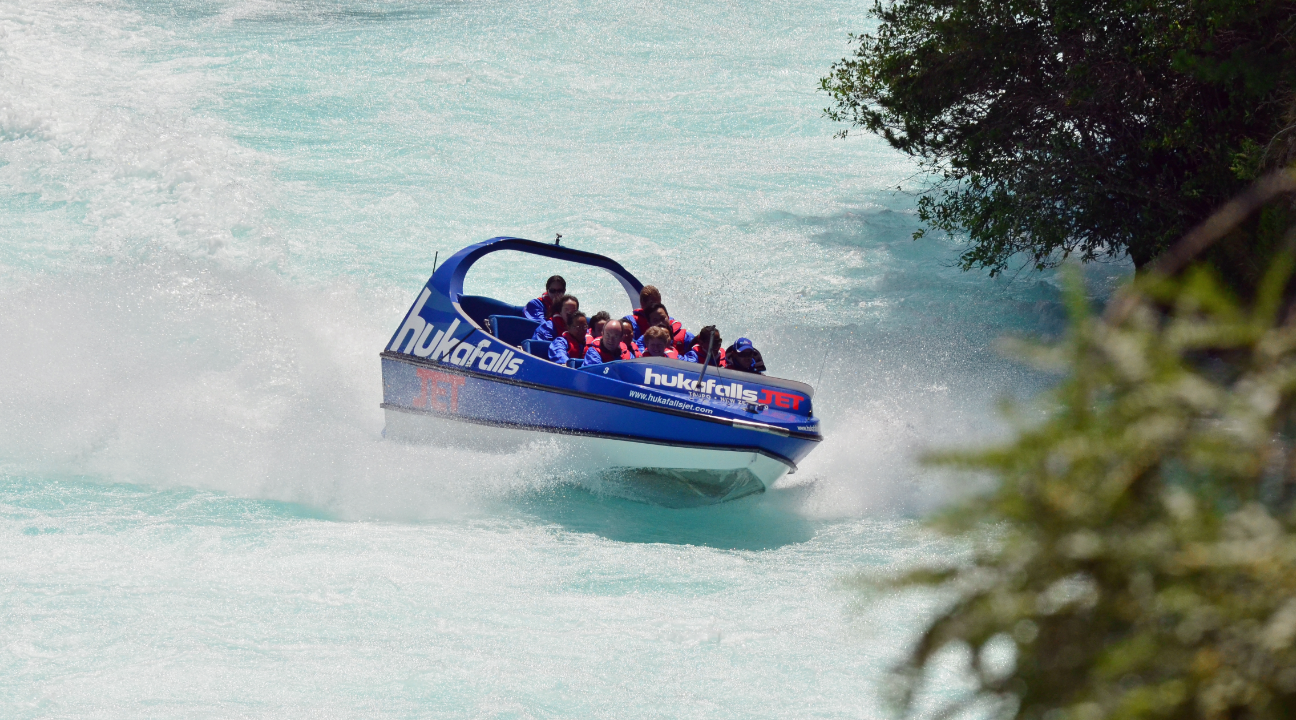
[{"x1": 524, "y1": 295, "x2": 553, "y2": 323}]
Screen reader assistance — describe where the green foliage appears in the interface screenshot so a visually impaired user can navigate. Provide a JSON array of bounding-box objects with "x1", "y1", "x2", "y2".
[
  {"x1": 887, "y1": 257, "x2": 1296, "y2": 719},
  {"x1": 821, "y1": 0, "x2": 1296, "y2": 274}
]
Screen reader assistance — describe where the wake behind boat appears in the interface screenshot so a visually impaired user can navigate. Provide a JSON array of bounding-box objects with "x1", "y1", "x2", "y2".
[{"x1": 380, "y1": 237, "x2": 822, "y2": 506}]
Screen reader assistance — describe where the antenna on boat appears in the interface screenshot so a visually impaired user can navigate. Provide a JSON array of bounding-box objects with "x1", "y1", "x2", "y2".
[
  {"x1": 554, "y1": 233, "x2": 562, "y2": 247},
  {"x1": 432, "y1": 251, "x2": 439, "y2": 274},
  {"x1": 696, "y1": 332, "x2": 718, "y2": 392}
]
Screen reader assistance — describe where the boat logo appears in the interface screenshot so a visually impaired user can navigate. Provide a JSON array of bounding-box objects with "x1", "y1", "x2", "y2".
[
  {"x1": 757, "y1": 388, "x2": 803, "y2": 410},
  {"x1": 413, "y1": 368, "x2": 465, "y2": 413},
  {"x1": 389, "y1": 288, "x2": 524, "y2": 375},
  {"x1": 641, "y1": 368, "x2": 760, "y2": 403}
]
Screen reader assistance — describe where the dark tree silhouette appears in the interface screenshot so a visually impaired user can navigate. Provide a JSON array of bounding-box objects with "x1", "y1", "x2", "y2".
[{"x1": 822, "y1": 0, "x2": 1296, "y2": 278}]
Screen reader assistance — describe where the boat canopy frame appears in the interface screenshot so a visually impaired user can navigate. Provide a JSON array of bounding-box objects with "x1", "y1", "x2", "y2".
[{"x1": 433, "y1": 237, "x2": 645, "y2": 318}]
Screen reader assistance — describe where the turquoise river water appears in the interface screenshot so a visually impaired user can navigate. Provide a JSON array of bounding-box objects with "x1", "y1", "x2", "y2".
[{"x1": 0, "y1": 1, "x2": 1127, "y2": 717}]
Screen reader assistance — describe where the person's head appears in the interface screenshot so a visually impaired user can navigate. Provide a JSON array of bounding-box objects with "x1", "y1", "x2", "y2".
[
  {"x1": 695, "y1": 325, "x2": 721, "y2": 354},
  {"x1": 545, "y1": 275, "x2": 566, "y2": 302},
  {"x1": 589, "y1": 311, "x2": 611, "y2": 337},
  {"x1": 556, "y1": 294, "x2": 579, "y2": 323},
  {"x1": 643, "y1": 326, "x2": 671, "y2": 357},
  {"x1": 727, "y1": 337, "x2": 763, "y2": 373},
  {"x1": 601, "y1": 319, "x2": 623, "y2": 348},
  {"x1": 620, "y1": 319, "x2": 635, "y2": 337},
  {"x1": 567, "y1": 312, "x2": 588, "y2": 340},
  {"x1": 646, "y1": 303, "x2": 671, "y2": 330},
  {"x1": 639, "y1": 285, "x2": 661, "y2": 309}
]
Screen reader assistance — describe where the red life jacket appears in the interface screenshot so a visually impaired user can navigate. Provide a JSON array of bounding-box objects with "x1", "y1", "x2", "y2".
[
  {"x1": 535, "y1": 294, "x2": 556, "y2": 319},
  {"x1": 690, "y1": 343, "x2": 726, "y2": 367},
  {"x1": 559, "y1": 331, "x2": 588, "y2": 359},
  {"x1": 550, "y1": 315, "x2": 568, "y2": 337},
  {"x1": 667, "y1": 321, "x2": 690, "y2": 354},
  {"x1": 630, "y1": 308, "x2": 650, "y2": 335},
  {"x1": 638, "y1": 314, "x2": 689, "y2": 352},
  {"x1": 642, "y1": 345, "x2": 678, "y2": 360},
  {"x1": 590, "y1": 338, "x2": 635, "y2": 362}
]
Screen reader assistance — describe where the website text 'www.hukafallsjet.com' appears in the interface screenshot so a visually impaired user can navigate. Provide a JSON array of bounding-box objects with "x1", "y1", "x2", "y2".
[{"x1": 627, "y1": 390, "x2": 714, "y2": 414}]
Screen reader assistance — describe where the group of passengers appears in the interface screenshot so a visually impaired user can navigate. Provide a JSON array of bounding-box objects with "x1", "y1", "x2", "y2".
[{"x1": 524, "y1": 275, "x2": 765, "y2": 374}]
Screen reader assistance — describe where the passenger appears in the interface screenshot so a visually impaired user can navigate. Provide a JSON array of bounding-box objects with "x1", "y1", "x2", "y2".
[
  {"x1": 620, "y1": 319, "x2": 641, "y2": 357},
  {"x1": 587, "y1": 311, "x2": 612, "y2": 343},
  {"x1": 524, "y1": 275, "x2": 567, "y2": 324},
  {"x1": 640, "y1": 326, "x2": 679, "y2": 359},
  {"x1": 724, "y1": 337, "x2": 766, "y2": 375},
  {"x1": 548, "y1": 312, "x2": 590, "y2": 365},
  {"x1": 584, "y1": 317, "x2": 635, "y2": 365},
  {"x1": 531, "y1": 294, "x2": 579, "y2": 343},
  {"x1": 638, "y1": 303, "x2": 693, "y2": 356},
  {"x1": 683, "y1": 325, "x2": 725, "y2": 366},
  {"x1": 623, "y1": 285, "x2": 663, "y2": 340}
]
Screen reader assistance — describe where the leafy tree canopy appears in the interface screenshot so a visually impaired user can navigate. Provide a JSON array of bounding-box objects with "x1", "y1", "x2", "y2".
[
  {"x1": 875, "y1": 172, "x2": 1296, "y2": 720},
  {"x1": 822, "y1": 0, "x2": 1296, "y2": 276}
]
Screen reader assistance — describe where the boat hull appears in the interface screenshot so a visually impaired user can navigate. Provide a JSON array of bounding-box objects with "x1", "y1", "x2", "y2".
[{"x1": 383, "y1": 405, "x2": 786, "y2": 506}]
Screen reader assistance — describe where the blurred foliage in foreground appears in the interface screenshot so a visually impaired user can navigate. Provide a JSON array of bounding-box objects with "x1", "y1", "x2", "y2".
[{"x1": 890, "y1": 176, "x2": 1296, "y2": 720}]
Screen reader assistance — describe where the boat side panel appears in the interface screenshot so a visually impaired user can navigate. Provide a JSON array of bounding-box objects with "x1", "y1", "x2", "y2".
[{"x1": 381, "y1": 356, "x2": 818, "y2": 466}]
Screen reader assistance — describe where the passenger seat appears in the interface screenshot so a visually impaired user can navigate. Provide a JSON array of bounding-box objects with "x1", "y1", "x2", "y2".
[
  {"x1": 488, "y1": 315, "x2": 541, "y2": 347},
  {"x1": 520, "y1": 339, "x2": 549, "y2": 358}
]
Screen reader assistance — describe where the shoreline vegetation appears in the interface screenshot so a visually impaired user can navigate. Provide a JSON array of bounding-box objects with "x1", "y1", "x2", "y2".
[{"x1": 822, "y1": 1, "x2": 1296, "y2": 718}]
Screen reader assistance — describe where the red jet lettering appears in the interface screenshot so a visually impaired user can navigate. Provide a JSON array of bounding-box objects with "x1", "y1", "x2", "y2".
[
  {"x1": 414, "y1": 368, "x2": 466, "y2": 412},
  {"x1": 758, "y1": 388, "x2": 802, "y2": 410}
]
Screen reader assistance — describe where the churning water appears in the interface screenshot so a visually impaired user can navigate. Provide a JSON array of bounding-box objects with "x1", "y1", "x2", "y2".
[{"x1": 1, "y1": 1, "x2": 1127, "y2": 717}]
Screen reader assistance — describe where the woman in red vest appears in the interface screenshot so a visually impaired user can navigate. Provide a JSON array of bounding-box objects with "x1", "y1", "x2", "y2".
[
  {"x1": 524, "y1": 275, "x2": 566, "y2": 323},
  {"x1": 531, "y1": 295, "x2": 579, "y2": 343},
  {"x1": 619, "y1": 320, "x2": 641, "y2": 357},
  {"x1": 640, "y1": 326, "x2": 679, "y2": 359},
  {"x1": 586, "y1": 310, "x2": 611, "y2": 344}
]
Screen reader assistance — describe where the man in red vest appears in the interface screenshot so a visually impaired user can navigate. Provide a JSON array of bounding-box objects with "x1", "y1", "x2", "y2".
[
  {"x1": 548, "y1": 312, "x2": 590, "y2": 365},
  {"x1": 625, "y1": 285, "x2": 676, "y2": 340},
  {"x1": 637, "y1": 303, "x2": 693, "y2": 356},
  {"x1": 584, "y1": 317, "x2": 636, "y2": 365},
  {"x1": 524, "y1": 275, "x2": 566, "y2": 323},
  {"x1": 725, "y1": 338, "x2": 766, "y2": 375},
  {"x1": 684, "y1": 325, "x2": 725, "y2": 367}
]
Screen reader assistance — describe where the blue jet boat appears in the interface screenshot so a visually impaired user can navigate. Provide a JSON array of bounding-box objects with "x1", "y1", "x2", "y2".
[{"x1": 380, "y1": 237, "x2": 822, "y2": 505}]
